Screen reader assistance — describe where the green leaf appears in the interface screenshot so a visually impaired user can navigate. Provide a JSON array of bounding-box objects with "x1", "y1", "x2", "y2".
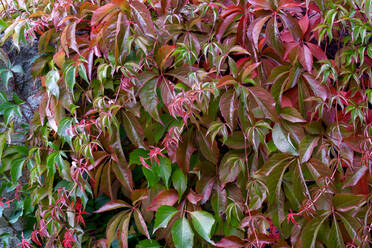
[
  {"x1": 106, "y1": 211, "x2": 125, "y2": 247},
  {"x1": 337, "y1": 212, "x2": 362, "y2": 245},
  {"x1": 140, "y1": 78, "x2": 161, "y2": 123},
  {"x1": 47, "y1": 152, "x2": 58, "y2": 176},
  {"x1": 219, "y1": 151, "x2": 244, "y2": 186},
  {"x1": 154, "y1": 205, "x2": 178, "y2": 232},
  {"x1": 57, "y1": 118, "x2": 73, "y2": 146},
  {"x1": 129, "y1": 149, "x2": 148, "y2": 165},
  {"x1": 142, "y1": 166, "x2": 160, "y2": 187},
  {"x1": 11, "y1": 65, "x2": 24, "y2": 74},
  {"x1": 158, "y1": 156, "x2": 172, "y2": 188},
  {"x1": 78, "y1": 63, "x2": 89, "y2": 83},
  {"x1": 172, "y1": 168, "x2": 187, "y2": 199},
  {"x1": 136, "y1": 240, "x2": 162, "y2": 248},
  {"x1": 11, "y1": 157, "x2": 26, "y2": 182},
  {"x1": 196, "y1": 128, "x2": 219, "y2": 165},
  {"x1": 328, "y1": 214, "x2": 344, "y2": 248},
  {"x1": 0, "y1": 69, "x2": 12, "y2": 88},
  {"x1": 301, "y1": 211, "x2": 330, "y2": 248},
  {"x1": 172, "y1": 217, "x2": 194, "y2": 248},
  {"x1": 332, "y1": 193, "x2": 366, "y2": 212},
  {"x1": 46, "y1": 70, "x2": 60, "y2": 99},
  {"x1": 64, "y1": 64, "x2": 77, "y2": 93},
  {"x1": 265, "y1": 18, "x2": 284, "y2": 55},
  {"x1": 190, "y1": 211, "x2": 215, "y2": 244}
]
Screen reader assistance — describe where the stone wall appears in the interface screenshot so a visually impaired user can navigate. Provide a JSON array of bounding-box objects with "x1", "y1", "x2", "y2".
[{"x1": 0, "y1": 41, "x2": 41, "y2": 247}]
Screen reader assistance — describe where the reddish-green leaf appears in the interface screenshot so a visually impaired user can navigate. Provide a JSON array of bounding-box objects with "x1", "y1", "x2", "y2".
[
  {"x1": 156, "y1": 45, "x2": 176, "y2": 71},
  {"x1": 130, "y1": 0, "x2": 156, "y2": 38},
  {"x1": 332, "y1": 193, "x2": 366, "y2": 212},
  {"x1": 134, "y1": 208, "x2": 150, "y2": 239},
  {"x1": 215, "y1": 236, "x2": 245, "y2": 248},
  {"x1": 248, "y1": 15, "x2": 270, "y2": 50},
  {"x1": 299, "y1": 135, "x2": 319, "y2": 163},
  {"x1": 219, "y1": 90, "x2": 238, "y2": 129},
  {"x1": 122, "y1": 111, "x2": 145, "y2": 148},
  {"x1": 302, "y1": 73, "x2": 329, "y2": 101},
  {"x1": 94, "y1": 200, "x2": 131, "y2": 213},
  {"x1": 140, "y1": 78, "x2": 161, "y2": 123},
  {"x1": 280, "y1": 106, "x2": 306, "y2": 123},
  {"x1": 147, "y1": 189, "x2": 179, "y2": 211}
]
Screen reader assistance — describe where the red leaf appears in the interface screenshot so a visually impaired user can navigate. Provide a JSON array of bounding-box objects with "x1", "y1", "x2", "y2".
[
  {"x1": 187, "y1": 190, "x2": 203, "y2": 205},
  {"x1": 278, "y1": 0, "x2": 302, "y2": 10},
  {"x1": 306, "y1": 42, "x2": 327, "y2": 60},
  {"x1": 298, "y1": 14, "x2": 309, "y2": 35},
  {"x1": 279, "y1": 13, "x2": 302, "y2": 42},
  {"x1": 298, "y1": 45, "x2": 313, "y2": 72},
  {"x1": 248, "y1": 0, "x2": 274, "y2": 10},
  {"x1": 302, "y1": 73, "x2": 329, "y2": 101},
  {"x1": 215, "y1": 236, "x2": 245, "y2": 248},
  {"x1": 147, "y1": 189, "x2": 179, "y2": 211}
]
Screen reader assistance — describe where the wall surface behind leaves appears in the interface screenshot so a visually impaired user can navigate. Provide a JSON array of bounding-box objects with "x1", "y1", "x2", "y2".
[{"x1": 0, "y1": 41, "x2": 40, "y2": 248}]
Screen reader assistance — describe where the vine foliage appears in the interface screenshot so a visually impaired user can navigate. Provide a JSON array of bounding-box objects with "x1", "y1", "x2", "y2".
[{"x1": 0, "y1": 0, "x2": 371, "y2": 247}]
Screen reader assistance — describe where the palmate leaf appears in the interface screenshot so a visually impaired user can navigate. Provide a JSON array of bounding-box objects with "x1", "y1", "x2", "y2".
[{"x1": 258, "y1": 154, "x2": 295, "y2": 224}]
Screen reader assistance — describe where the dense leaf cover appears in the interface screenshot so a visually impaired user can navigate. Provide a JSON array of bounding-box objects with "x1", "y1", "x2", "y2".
[{"x1": 0, "y1": 0, "x2": 372, "y2": 247}]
